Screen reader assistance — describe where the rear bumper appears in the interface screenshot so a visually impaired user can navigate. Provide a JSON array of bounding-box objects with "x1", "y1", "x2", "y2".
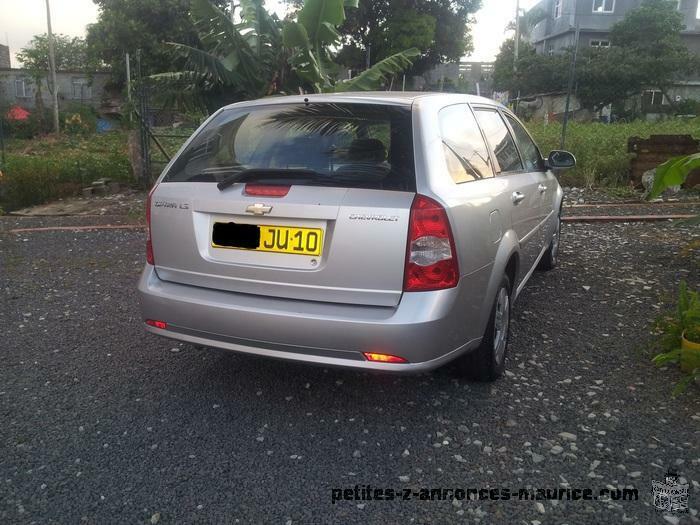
[{"x1": 137, "y1": 265, "x2": 488, "y2": 373}]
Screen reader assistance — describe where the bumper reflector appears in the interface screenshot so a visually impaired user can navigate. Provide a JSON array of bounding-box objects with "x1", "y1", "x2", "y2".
[
  {"x1": 146, "y1": 319, "x2": 167, "y2": 329},
  {"x1": 363, "y1": 352, "x2": 408, "y2": 364}
]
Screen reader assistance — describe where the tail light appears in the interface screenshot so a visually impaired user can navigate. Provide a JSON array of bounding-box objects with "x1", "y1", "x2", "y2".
[
  {"x1": 363, "y1": 352, "x2": 408, "y2": 363},
  {"x1": 146, "y1": 185, "x2": 156, "y2": 265},
  {"x1": 245, "y1": 183, "x2": 290, "y2": 197},
  {"x1": 403, "y1": 195, "x2": 459, "y2": 292},
  {"x1": 145, "y1": 319, "x2": 167, "y2": 329}
]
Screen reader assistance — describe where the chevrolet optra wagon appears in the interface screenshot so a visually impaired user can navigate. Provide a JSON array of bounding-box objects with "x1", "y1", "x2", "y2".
[{"x1": 138, "y1": 93, "x2": 575, "y2": 380}]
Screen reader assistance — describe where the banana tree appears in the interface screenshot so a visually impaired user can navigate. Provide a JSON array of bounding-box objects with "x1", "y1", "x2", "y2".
[
  {"x1": 150, "y1": 0, "x2": 286, "y2": 112},
  {"x1": 282, "y1": 0, "x2": 420, "y2": 93},
  {"x1": 152, "y1": 0, "x2": 420, "y2": 112},
  {"x1": 647, "y1": 153, "x2": 700, "y2": 225}
]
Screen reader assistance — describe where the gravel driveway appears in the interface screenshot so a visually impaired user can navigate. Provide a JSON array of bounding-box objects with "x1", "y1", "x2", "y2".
[{"x1": 1, "y1": 218, "x2": 698, "y2": 524}]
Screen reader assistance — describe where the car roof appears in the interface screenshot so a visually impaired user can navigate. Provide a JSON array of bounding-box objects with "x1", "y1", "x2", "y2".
[{"x1": 222, "y1": 92, "x2": 504, "y2": 110}]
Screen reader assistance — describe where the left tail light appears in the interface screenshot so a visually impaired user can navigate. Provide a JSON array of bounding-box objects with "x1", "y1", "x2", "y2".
[{"x1": 146, "y1": 185, "x2": 156, "y2": 265}]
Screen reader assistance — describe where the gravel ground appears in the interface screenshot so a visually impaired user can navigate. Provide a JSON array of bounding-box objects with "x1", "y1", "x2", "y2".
[
  {"x1": 563, "y1": 203, "x2": 700, "y2": 218},
  {"x1": 1, "y1": 220, "x2": 699, "y2": 524}
]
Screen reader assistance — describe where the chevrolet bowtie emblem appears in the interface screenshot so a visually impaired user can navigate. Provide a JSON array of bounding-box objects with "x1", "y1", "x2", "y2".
[{"x1": 246, "y1": 203, "x2": 273, "y2": 215}]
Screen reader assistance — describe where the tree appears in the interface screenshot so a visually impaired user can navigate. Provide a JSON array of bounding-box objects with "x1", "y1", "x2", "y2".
[
  {"x1": 153, "y1": 0, "x2": 420, "y2": 112},
  {"x1": 16, "y1": 34, "x2": 94, "y2": 122},
  {"x1": 608, "y1": 0, "x2": 697, "y2": 109},
  {"x1": 151, "y1": 0, "x2": 286, "y2": 112},
  {"x1": 336, "y1": 0, "x2": 481, "y2": 75},
  {"x1": 86, "y1": 0, "x2": 229, "y2": 86},
  {"x1": 495, "y1": 0, "x2": 699, "y2": 111},
  {"x1": 492, "y1": 38, "x2": 568, "y2": 96},
  {"x1": 16, "y1": 34, "x2": 91, "y2": 72}
]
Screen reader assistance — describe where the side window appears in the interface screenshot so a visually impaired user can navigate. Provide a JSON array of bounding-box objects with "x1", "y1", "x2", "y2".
[
  {"x1": 474, "y1": 109, "x2": 523, "y2": 174},
  {"x1": 438, "y1": 104, "x2": 493, "y2": 183},
  {"x1": 504, "y1": 114, "x2": 544, "y2": 172}
]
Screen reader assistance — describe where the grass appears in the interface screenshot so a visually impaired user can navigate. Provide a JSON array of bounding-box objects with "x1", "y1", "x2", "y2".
[
  {"x1": 526, "y1": 118, "x2": 700, "y2": 187},
  {"x1": 1, "y1": 132, "x2": 132, "y2": 211},
  {"x1": 2, "y1": 117, "x2": 699, "y2": 212}
]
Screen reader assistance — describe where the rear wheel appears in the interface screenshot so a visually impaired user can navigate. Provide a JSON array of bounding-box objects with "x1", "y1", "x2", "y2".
[
  {"x1": 537, "y1": 212, "x2": 560, "y2": 271},
  {"x1": 456, "y1": 274, "x2": 511, "y2": 381}
]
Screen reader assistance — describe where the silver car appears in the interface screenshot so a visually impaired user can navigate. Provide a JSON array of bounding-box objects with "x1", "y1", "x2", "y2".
[{"x1": 138, "y1": 93, "x2": 575, "y2": 380}]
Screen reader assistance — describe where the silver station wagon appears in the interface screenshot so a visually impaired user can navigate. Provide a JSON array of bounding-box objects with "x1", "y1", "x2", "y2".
[{"x1": 138, "y1": 92, "x2": 575, "y2": 380}]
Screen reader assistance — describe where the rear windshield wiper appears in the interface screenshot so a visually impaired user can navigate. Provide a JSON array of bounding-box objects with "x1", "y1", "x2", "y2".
[{"x1": 217, "y1": 168, "x2": 338, "y2": 191}]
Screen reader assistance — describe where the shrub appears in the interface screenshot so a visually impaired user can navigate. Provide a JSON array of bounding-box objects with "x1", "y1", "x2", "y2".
[
  {"x1": 525, "y1": 118, "x2": 700, "y2": 187},
  {"x1": 0, "y1": 132, "x2": 132, "y2": 210}
]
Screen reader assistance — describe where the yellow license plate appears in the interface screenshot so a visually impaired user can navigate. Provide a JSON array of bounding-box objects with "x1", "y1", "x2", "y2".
[{"x1": 212, "y1": 223, "x2": 323, "y2": 256}]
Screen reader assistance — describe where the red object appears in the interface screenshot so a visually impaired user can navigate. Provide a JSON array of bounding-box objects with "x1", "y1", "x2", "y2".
[
  {"x1": 403, "y1": 195, "x2": 459, "y2": 292},
  {"x1": 363, "y1": 352, "x2": 408, "y2": 363},
  {"x1": 6, "y1": 105, "x2": 30, "y2": 121},
  {"x1": 146, "y1": 186, "x2": 156, "y2": 265},
  {"x1": 145, "y1": 319, "x2": 167, "y2": 329},
  {"x1": 244, "y1": 183, "x2": 291, "y2": 197}
]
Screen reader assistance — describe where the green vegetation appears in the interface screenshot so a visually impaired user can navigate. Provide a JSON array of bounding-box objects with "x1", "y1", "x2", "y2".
[
  {"x1": 494, "y1": 0, "x2": 699, "y2": 113},
  {"x1": 0, "y1": 132, "x2": 131, "y2": 211},
  {"x1": 652, "y1": 281, "x2": 700, "y2": 396},
  {"x1": 152, "y1": 0, "x2": 421, "y2": 111},
  {"x1": 525, "y1": 118, "x2": 700, "y2": 187}
]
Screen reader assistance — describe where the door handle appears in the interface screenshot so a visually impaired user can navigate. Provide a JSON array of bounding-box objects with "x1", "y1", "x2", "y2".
[
  {"x1": 512, "y1": 192, "x2": 526, "y2": 205},
  {"x1": 538, "y1": 184, "x2": 547, "y2": 193}
]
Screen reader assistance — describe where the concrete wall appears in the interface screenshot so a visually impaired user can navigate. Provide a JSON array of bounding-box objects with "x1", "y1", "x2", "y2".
[{"x1": 0, "y1": 69, "x2": 111, "y2": 110}]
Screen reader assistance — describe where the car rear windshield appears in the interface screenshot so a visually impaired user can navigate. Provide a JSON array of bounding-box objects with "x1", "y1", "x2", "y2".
[{"x1": 163, "y1": 102, "x2": 416, "y2": 192}]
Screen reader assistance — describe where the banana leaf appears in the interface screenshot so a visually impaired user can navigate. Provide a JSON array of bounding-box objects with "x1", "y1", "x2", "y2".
[{"x1": 333, "y1": 48, "x2": 420, "y2": 92}]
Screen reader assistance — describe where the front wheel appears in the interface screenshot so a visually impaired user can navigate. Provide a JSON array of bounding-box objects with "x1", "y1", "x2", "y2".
[
  {"x1": 456, "y1": 274, "x2": 511, "y2": 381},
  {"x1": 537, "y1": 212, "x2": 560, "y2": 271}
]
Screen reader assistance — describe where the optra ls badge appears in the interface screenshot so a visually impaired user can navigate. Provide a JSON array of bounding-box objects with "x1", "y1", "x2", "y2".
[{"x1": 154, "y1": 200, "x2": 189, "y2": 210}]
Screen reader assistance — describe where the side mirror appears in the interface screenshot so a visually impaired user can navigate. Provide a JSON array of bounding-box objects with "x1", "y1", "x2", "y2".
[{"x1": 545, "y1": 150, "x2": 576, "y2": 170}]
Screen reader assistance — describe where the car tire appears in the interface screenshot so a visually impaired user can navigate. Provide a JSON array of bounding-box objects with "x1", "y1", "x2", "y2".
[
  {"x1": 537, "y1": 212, "x2": 561, "y2": 271},
  {"x1": 456, "y1": 274, "x2": 511, "y2": 382}
]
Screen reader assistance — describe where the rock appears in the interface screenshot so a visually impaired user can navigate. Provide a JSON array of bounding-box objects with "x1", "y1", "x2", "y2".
[
  {"x1": 535, "y1": 502, "x2": 545, "y2": 514},
  {"x1": 399, "y1": 475, "x2": 410, "y2": 482},
  {"x1": 558, "y1": 432, "x2": 577, "y2": 442},
  {"x1": 550, "y1": 446, "x2": 564, "y2": 455},
  {"x1": 150, "y1": 512, "x2": 161, "y2": 524},
  {"x1": 628, "y1": 471, "x2": 642, "y2": 478},
  {"x1": 352, "y1": 450, "x2": 361, "y2": 458},
  {"x1": 532, "y1": 453, "x2": 545, "y2": 464},
  {"x1": 663, "y1": 516, "x2": 680, "y2": 525}
]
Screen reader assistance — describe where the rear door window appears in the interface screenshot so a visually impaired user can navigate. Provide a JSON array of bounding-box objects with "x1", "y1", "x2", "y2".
[
  {"x1": 474, "y1": 109, "x2": 523, "y2": 174},
  {"x1": 164, "y1": 103, "x2": 415, "y2": 192},
  {"x1": 438, "y1": 104, "x2": 494, "y2": 183},
  {"x1": 504, "y1": 113, "x2": 544, "y2": 172}
]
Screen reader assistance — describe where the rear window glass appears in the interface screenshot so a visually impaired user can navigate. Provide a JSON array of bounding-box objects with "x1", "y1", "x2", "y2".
[{"x1": 164, "y1": 102, "x2": 416, "y2": 191}]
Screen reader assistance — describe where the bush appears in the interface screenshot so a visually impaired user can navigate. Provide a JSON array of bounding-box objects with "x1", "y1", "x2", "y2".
[
  {"x1": 0, "y1": 132, "x2": 132, "y2": 210},
  {"x1": 525, "y1": 118, "x2": 700, "y2": 187},
  {"x1": 1, "y1": 108, "x2": 53, "y2": 139}
]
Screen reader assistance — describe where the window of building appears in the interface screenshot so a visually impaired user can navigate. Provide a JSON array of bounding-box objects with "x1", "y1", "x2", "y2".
[
  {"x1": 642, "y1": 90, "x2": 665, "y2": 106},
  {"x1": 438, "y1": 104, "x2": 494, "y2": 183},
  {"x1": 590, "y1": 39, "x2": 611, "y2": 48},
  {"x1": 71, "y1": 78, "x2": 92, "y2": 100},
  {"x1": 14, "y1": 78, "x2": 28, "y2": 98},
  {"x1": 554, "y1": 0, "x2": 563, "y2": 18},
  {"x1": 592, "y1": 0, "x2": 615, "y2": 13},
  {"x1": 504, "y1": 114, "x2": 544, "y2": 172},
  {"x1": 474, "y1": 109, "x2": 523, "y2": 174}
]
